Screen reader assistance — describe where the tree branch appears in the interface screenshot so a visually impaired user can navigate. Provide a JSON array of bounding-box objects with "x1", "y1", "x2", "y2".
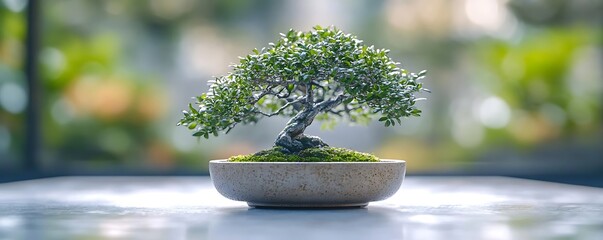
[
  {"x1": 251, "y1": 77, "x2": 296, "y2": 86},
  {"x1": 305, "y1": 84, "x2": 313, "y2": 107},
  {"x1": 253, "y1": 97, "x2": 307, "y2": 117},
  {"x1": 225, "y1": 122, "x2": 239, "y2": 134},
  {"x1": 249, "y1": 86, "x2": 276, "y2": 105},
  {"x1": 316, "y1": 94, "x2": 349, "y2": 112},
  {"x1": 328, "y1": 109, "x2": 343, "y2": 116},
  {"x1": 311, "y1": 81, "x2": 327, "y2": 103},
  {"x1": 311, "y1": 81, "x2": 326, "y2": 90},
  {"x1": 277, "y1": 89, "x2": 292, "y2": 98},
  {"x1": 329, "y1": 105, "x2": 361, "y2": 115}
]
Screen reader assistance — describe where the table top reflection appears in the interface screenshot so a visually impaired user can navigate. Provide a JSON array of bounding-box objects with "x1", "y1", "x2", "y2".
[{"x1": 0, "y1": 176, "x2": 601, "y2": 240}]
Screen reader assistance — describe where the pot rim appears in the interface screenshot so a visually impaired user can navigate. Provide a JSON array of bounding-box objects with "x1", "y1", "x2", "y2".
[{"x1": 209, "y1": 159, "x2": 405, "y2": 164}]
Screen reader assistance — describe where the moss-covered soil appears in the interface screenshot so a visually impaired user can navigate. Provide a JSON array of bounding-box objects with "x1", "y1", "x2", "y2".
[{"x1": 228, "y1": 146, "x2": 380, "y2": 162}]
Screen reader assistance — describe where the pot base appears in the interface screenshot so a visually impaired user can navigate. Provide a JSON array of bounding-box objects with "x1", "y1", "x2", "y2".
[
  {"x1": 210, "y1": 159, "x2": 406, "y2": 208},
  {"x1": 247, "y1": 202, "x2": 368, "y2": 208}
]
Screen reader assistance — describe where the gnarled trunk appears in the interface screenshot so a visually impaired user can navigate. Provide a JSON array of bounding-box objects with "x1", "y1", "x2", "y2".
[
  {"x1": 274, "y1": 94, "x2": 348, "y2": 153},
  {"x1": 274, "y1": 108, "x2": 328, "y2": 153}
]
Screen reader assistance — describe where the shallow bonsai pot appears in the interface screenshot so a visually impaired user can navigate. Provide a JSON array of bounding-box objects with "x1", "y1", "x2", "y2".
[{"x1": 209, "y1": 159, "x2": 406, "y2": 208}]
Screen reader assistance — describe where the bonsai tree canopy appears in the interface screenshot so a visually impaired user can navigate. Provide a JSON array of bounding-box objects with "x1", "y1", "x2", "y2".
[{"x1": 178, "y1": 26, "x2": 427, "y2": 153}]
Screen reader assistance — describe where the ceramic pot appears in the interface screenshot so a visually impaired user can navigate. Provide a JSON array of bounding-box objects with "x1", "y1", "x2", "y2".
[{"x1": 209, "y1": 159, "x2": 406, "y2": 208}]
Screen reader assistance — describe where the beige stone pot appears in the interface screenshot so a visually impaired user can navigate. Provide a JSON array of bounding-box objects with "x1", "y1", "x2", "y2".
[{"x1": 209, "y1": 159, "x2": 406, "y2": 208}]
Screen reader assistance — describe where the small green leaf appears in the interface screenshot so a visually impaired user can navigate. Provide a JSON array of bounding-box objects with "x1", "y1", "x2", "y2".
[{"x1": 189, "y1": 104, "x2": 199, "y2": 115}]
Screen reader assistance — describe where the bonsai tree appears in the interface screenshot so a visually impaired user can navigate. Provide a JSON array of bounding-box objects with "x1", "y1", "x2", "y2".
[{"x1": 178, "y1": 26, "x2": 427, "y2": 156}]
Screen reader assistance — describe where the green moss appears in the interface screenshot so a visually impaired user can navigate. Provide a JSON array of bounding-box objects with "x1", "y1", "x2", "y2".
[{"x1": 229, "y1": 147, "x2": 380, "y2": 162}]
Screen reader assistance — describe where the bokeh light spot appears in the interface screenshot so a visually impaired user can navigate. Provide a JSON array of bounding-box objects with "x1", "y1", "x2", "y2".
[
  {"x1": 2, "y1": 0, "x2": 27, "y2": 12},
  {"x1": 41, "y1": 48, "x2": 66, "y2": 80},
  {"x1": 452, "y1": 117, "x2": 484, "y2": 148},
  {"x1": 478, "y1": 96, "x2": 511, "y2": 129},
  {"x1": 0, "y1": 82, "x2": 27, "y2": 114},
  {"x1": 465, "y1": 0, "x2": 503, "y2": 31}
]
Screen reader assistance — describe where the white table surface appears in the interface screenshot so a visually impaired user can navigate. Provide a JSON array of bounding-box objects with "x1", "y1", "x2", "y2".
[{"x1": 0, "y1": 176, "x2": 602, "y2": 240}]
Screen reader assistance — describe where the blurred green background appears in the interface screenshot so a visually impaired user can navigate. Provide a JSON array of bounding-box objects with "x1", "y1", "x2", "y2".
[{"x1": 0, "y1": 0, "x2": 601, "y2": 178}]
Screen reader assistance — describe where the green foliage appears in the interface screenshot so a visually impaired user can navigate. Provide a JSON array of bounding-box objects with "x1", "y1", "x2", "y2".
[
  {"x1": 179, "y1": 26, "x2": 426, "y2": 138},
  {"x1": 478, "y1": 28, "x2": 598, "y2": 129},
  {"x1": 229, "y1": 146, "x2": 380, "y2": 162}
]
